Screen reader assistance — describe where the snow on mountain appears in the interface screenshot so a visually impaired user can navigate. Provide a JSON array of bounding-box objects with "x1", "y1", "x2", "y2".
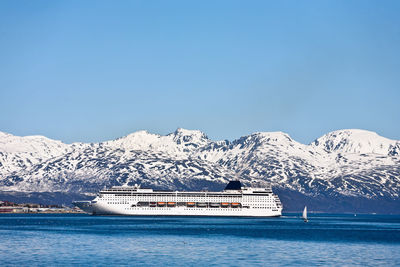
[
  {"x1": 311, "y1": 129, "x2": 396, "y2": 154},
  {"x1": 103, "y1": 128, "x2": 210, "y2": 156},
  {"x1": 0, "y1": 131, "x2": 73, "y2": 176},
  {"x1": 0, "y1": 131, "x2": 71, "y2": 156},
  {"x1": 388, "y1": 142, "x2": 400, "y2": 156},
  {"x1": 0, "y1": 129, "x2": 399, "y2": 204}
]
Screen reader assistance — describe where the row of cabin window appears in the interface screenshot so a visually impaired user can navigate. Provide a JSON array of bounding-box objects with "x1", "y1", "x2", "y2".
[{"x1": 104, "y1": 197, "x2": 274, "y2": 203}]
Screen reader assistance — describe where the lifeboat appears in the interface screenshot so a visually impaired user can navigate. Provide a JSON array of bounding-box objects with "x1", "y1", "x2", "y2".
[
  {"x1": 186, "y1": 202, "x2": 195, "y2": 207},
  {"x1": 221, "y1": 203, "x2": 229, "y2": 207},
  {"x1": 167, "y1": 202, "x2": 176, "y2": 207},
  {"x1": 149, "y1": 202, "x2": 157, "y2": 207},
  {"x1": 157, "y1": 202, "x2": 166, "y2": 207},
  {"x1": 196, "y1": 202, "x2": 207, "y2": 207},
  {"x1": 209, "y1": 203, "x2": 220, "y2": 207},
  {"x1": 231, "y1": 203, "x2": 241, "y2": 208}
]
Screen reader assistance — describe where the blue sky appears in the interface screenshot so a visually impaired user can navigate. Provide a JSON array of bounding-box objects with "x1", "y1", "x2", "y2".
[{"x1": 0, "y1": 1, "x2": 399, "y2": 144}]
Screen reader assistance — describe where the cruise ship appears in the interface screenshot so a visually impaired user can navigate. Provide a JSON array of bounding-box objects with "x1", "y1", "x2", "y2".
[{"x1": 73, "y1": 181, "x2": 283, "y2": 217}]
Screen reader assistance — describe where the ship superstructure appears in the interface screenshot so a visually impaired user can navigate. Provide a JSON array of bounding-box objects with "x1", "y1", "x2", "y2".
[{"x1": 73, "y1": 181, "x2": 282, "y2": 217}]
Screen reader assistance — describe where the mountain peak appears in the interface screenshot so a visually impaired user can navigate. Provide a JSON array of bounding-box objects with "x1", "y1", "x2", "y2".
[
  {"x1": 169, "y1": 128, "x2": 209, "y2": 148},
  {"x1": 123, "y1": 130, "x2": 158, "y2": 139},
  {"x1": 0, "y1": 131, "x2": 70, "y2": 160},
  {"x1": 172, "y1": 128, "x2": 208, "y2": 137},
  {"x1": 251, "y1": 131, "x2": 293, "y2": 142},
  {"x1": 312, "y1": 129, "x2": 396, "y2": 154},
  {"x1": 104, "y1": 130, "x2": 161, "y2": 150},
  {"x1": 103, "y1": 128, "x2": 209, "y2": 153},
  {"x1": 0, "y1": 131, "x2": 13, "y2": 138}
]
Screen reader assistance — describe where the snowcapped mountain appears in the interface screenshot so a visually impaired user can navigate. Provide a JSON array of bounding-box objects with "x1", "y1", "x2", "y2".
[
  {"x1": 311, "y1": 129, "x2": 396, "y2": 154},
  {"x1": 103, "y1": 128, "x2": 210, "y2": 156},
  {"x1": 0, "y1": 131, "x2": 73, "y2": 176},
  {"x1": 0, "y1": 128, "x2": 399, "y2": 213}
]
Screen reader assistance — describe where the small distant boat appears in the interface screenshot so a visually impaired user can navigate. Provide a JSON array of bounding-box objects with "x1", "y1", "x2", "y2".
[{"x1": 302, "y1": 206, "x2": 308, "y2": 222}]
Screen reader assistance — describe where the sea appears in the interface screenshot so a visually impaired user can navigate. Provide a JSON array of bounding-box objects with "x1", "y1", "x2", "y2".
[{"x1": 0, "y1": 213, "x2": 399, "y2": 266}]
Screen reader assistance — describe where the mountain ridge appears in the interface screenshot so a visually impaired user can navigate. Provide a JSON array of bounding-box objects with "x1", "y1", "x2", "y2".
[{"x1": 0, "y1": 128, "x2": 399, "y2": 213}]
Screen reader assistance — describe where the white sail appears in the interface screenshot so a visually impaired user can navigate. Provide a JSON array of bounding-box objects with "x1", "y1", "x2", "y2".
[{"x1": 302, "y1": 206, "x2": 308, "y2": 221}]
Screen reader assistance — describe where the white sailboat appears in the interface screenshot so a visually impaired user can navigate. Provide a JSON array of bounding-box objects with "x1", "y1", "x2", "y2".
[{"x1": 302, "y1": 206, "x2": 308, "y2": 222}]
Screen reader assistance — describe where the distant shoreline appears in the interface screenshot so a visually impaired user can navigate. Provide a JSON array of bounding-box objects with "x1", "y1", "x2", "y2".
[{"x1": 0, "y1": 210, "x2": 84, "y2": 214}]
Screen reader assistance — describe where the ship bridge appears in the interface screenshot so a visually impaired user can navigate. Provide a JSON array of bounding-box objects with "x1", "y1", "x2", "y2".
[{"x1": 223, "y1": 181, "x2": 273, "y2": 193}]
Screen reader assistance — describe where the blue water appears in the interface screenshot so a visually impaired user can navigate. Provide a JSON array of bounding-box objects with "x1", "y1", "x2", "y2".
[{"x1": 0, "y1": 214, "x2": 399, "y2": 266}]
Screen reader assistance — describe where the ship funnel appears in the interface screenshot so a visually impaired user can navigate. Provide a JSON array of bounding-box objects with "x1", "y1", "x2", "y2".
[{"x1": 224, "y1": 181, "x2": 242, "y2": 190}]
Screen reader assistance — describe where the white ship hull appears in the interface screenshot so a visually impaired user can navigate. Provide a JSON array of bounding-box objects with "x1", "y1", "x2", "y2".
[{"x1": 74, "y1": 201, "x2": 282, "y2": 217}]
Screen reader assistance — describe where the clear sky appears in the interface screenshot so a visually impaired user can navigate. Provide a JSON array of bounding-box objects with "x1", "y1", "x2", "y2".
[{"x1": 0, "y1": 0, "x2": 399, "y2": 144}]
